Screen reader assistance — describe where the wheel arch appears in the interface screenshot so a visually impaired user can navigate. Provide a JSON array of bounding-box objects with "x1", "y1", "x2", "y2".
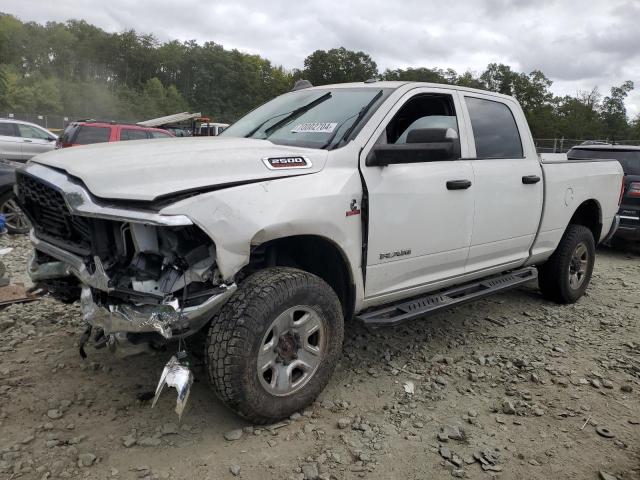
[
  {"x1": 243, "y1": 234, "x2": 356, "y2": 320},
  {"x1": 568, "y1": 199, "x2": 602, "y2": 243}
]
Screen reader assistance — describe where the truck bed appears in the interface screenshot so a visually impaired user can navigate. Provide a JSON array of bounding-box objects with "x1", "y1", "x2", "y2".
[{"x1": 527, "y1": 157, "x2": 623, "y2": 264}]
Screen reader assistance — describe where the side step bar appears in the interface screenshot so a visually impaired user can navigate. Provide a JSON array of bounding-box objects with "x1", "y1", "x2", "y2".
[{"x1": 356, "y1": 267, "x2": 537, "y2": 327}]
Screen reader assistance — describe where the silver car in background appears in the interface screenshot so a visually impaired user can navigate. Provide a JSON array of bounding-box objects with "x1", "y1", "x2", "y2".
[{"x1": 0, "y1": 119, "x2": 58, "y2": 162}]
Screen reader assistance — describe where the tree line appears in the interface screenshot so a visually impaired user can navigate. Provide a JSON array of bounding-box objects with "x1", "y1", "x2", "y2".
[{"x1": 0, "y1": 12, "x2": 638, "y2": 140}]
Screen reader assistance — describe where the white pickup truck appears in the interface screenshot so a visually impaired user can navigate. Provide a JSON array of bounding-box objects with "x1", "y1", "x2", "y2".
[{"x1": 17, "y1": 81, "x2": 623, "y2": 422}]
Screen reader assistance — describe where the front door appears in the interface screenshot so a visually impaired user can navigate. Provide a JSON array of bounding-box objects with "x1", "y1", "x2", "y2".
[{"x1": 360, "y1": 87, "x2": 475, "y2": 302}]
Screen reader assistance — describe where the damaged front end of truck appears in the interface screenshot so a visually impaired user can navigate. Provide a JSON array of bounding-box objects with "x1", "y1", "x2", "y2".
[{"x1": 16, "y1": 163, "x2": 237, "y2": 418}]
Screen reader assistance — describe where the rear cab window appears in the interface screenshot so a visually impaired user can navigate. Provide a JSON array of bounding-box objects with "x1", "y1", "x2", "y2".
[
  {"x1": 74, "y1": 126, "x2": 111, "y2": 145},
  {"x1": 465, "y1": 97, "x2": 523, "y2": 159},
  {"x1": 120, "y1": 128, "x2": 149, "y2": 141}
]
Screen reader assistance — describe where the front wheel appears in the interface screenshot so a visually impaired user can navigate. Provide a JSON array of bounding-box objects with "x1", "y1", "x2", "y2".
[
  {"x1": 0, "y1": 192, "x2": 30, "y2": 234},
  {"x1": 538, "y1": 224, "x2": 595, "y2": 304},
  {"x1": 205, "y1": 267, "x2": 344, "y2": 423}
]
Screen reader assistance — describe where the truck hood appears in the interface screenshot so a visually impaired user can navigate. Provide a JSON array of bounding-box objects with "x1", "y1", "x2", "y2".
[{"x1": 31, "y1": 137, "x2": 328, "y2": 201}]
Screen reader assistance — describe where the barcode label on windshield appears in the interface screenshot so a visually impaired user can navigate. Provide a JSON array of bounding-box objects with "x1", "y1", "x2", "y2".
[{"x1": 291, "y1": 122, "x2": 337, "y2": 133}]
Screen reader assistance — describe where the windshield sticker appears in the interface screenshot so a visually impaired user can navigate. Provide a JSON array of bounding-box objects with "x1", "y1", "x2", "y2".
[{"x1": 291, "y1": 122, "x2": 337, "y2": 134}]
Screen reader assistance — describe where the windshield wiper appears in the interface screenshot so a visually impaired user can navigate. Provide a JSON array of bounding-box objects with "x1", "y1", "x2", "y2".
[
  {"x1": 321, "y1": 90, "x2": 383, "y2": 150},
  {"x1": 263, "y1": 92, "x2": 332, "y2": 137},
  {"x1": 244, "y1": 92, "x2": 332, "y2": 139}
]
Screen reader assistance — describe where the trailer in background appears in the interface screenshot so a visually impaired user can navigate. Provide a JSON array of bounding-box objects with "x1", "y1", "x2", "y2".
[{"x1": 138, "y1": 112, "x2": 229, "y2": 137}]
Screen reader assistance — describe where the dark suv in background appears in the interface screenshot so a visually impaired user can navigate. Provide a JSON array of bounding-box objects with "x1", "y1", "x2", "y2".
[
  {"x1": 57, "y1": 121, "x2": 174, "y2": 148},
  {"x1": 568, "y1": 145, "x2": 640, "y2": 242}
]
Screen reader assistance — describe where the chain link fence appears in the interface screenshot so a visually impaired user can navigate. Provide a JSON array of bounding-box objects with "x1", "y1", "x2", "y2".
[
  {"x1": 0, "y1": 113, "x2": 75, "y2": 132},
  {"x1": 534, "y1": 138, "x2": 640, "y2": 153}
]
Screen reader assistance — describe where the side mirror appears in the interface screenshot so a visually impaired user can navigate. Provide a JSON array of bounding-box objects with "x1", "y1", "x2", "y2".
[{"x1": 366, "y1": 128, "x2": 460, "y2": 167}]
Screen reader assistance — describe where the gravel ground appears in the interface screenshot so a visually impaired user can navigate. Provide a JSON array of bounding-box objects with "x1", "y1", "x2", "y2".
[{"x1": 0, "y1": 234, "x2": 638, "y2": 480}]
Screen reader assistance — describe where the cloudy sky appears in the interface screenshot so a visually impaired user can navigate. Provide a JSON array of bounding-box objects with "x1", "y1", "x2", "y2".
[{"x1": 5, "y1": 0, "x2": 640, "y2": 117}]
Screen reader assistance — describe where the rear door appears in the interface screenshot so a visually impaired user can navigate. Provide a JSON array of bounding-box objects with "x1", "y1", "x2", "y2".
[
  {"x1": 0, "y1": 122, "x2": 23, "y2": 160},
  {"x1": 460, "y1": 94, "x2": 543, "y2": 272}
]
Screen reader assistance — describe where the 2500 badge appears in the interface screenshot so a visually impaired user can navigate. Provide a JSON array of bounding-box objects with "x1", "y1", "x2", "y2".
[{"x1": 262, "y1": 156, "x2": 312, "y2": 170}]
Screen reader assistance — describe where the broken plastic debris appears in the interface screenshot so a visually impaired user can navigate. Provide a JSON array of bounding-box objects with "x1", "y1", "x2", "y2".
[
  {"x1": 151, "y1": 353, "x2": 193, "y2": 420},
  {"x1": 403, "y1": 380, "x2": 415, "y2": 394}
]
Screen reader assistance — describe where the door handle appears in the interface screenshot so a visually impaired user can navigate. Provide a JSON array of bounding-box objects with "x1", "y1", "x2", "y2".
[
  {"x1": 522, "y1": 175, "x2": 540, "y2": 184},
  {"x1": 446, "y1": 179, "x2": 472, "y2": 190},
  {"x1": 23, "y1": 139, "x2": 33, "y2": 143}
]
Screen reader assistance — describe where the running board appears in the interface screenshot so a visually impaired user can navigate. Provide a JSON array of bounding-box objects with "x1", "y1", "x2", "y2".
[{"x1": 356, "y1": 267, "x2": 537, "y2": 327}]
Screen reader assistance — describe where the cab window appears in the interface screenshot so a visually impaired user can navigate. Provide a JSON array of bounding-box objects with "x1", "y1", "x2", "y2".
[
  {"x1": 120, "y1": 129, "x2": 148, "y2": 141},
  {"x1": 149, "y1": 130, "x2": 172, "y2": 138},
  {"x1": 18, "y1": 124, "x2": 51, "y2": 140},
  {"x1": 465, "y1": 97, "x2": 523, "y2": 159},
  {"x1": 381, "y1": 94, "x2": 458, "y2": 146},
  {"x1": 75, "y1": 126, "x2": 111, "y2": 145},
  {"x1": 0, "y1": 123, "x2": 18, "y2": 137}
]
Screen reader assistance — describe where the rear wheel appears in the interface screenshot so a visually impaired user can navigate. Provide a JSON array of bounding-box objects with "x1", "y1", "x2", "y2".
[
  {"x1": 0, "y1": 192, "x2": 30, "y2": 234},
  {"x1": 205, "y1": 267, "x2": 344, "y2": 423},
  {"x1": 538, "y1": 224, "x2": 595, "y2": 304}
]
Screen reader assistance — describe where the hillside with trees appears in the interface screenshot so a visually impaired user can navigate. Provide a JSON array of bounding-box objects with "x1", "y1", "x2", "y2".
[{"x1": 0, "y1": 12, "x2": 638, "y2": 140}]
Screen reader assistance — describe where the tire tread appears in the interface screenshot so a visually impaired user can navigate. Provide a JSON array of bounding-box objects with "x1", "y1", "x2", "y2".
[
  {"x1": 538, "y1": 224, "x2": 595, "y2": 304},
  {"x1": 205, "y1": 267, "x2": 343, "y2": 423}
]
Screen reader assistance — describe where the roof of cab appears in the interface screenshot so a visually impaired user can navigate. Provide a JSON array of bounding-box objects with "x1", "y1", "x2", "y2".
[{"x1": 303, "y1": 80, "x2": 517, "y2": 101}]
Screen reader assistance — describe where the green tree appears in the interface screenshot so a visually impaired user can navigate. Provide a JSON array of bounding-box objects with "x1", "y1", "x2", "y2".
[
  {"x1": 382, "y1": 67, "x2": 449, "y2": 83},
  {"x1": 553, "y1": 89, "x2": 605, "y2": 140},
  {"x1": 300, "y1": 47, "x2": 378, "y2": 85},
  {"x1": 0, "y1": 14, "x2": 26, "y2": 68},
  {"x1": 600, "y1": 81, "x2": 634, "y2": 140}
]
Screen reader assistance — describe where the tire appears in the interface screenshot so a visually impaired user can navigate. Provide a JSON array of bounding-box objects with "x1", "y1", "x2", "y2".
[
  {"x1": 0, "y1": 191, "x2": 30, "y2": 234},
  {"x1": 205, "y1": 267, "x2": 344, "y2": 423},
  {"x1": 538, "y1": 224, "x2": 595, "y2": 304}
]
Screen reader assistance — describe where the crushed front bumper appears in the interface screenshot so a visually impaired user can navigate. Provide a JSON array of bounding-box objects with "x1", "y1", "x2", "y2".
[
  {"x1": 79, "y1": 284, "x2": 236, "y2": 340},
  {"x1": 28, "y1": 233, "x2": 237, "y2": 342}
]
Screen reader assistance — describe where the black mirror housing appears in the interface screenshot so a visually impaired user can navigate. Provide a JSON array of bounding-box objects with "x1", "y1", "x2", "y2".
[{"x1": 366, "y1": 129, "x2": 461, "y2": 167}]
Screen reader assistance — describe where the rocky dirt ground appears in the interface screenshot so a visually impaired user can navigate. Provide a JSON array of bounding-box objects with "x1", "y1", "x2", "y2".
[{"x1": 0, "y1": 234, "x2": 638, "y2": 480}]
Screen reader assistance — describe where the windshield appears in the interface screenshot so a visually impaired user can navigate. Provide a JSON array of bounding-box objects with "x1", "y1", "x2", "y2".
[{"x1": 221, "y1": 87, "x2": 391, "y2": 149}]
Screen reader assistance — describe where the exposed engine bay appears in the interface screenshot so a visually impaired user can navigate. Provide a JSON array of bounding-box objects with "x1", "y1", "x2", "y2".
[{"x1": 17, "y1": 168, "x2": 237, "y2": 351}]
